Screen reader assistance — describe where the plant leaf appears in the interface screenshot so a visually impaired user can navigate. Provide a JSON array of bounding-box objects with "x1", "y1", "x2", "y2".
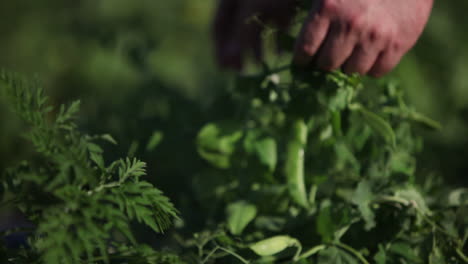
[
  {"x1": 255, "y1": 137, "x2": 277, "y2": 172},
  {"x1": 351, "y1": 180, "x2": 376, "y2": 230},
  {"x1": 146, "y1": 131, "x2": 164, "y2": 152},
  {"x1": 355, "y1": 106, "x2": 396, "y2": 147},
  {"x1": 196, "y1": 122, "x2": 243, "y2": 169},
  {"x1": 226, "y1": 201, "x2": 257, "y2": 235},
  {"x1": 250, "y1": 236, "x2": 297, "y2": 257}
]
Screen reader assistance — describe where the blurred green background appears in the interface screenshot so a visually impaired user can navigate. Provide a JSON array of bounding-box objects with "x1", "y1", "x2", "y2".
[{"x1": 0, "y1": 0, "x2": 467, "y2": 213}]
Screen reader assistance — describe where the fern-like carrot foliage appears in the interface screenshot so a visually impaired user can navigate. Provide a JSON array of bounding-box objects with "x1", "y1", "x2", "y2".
[{"x1": 0, "y1": 71, "x2": 183, "y2": 264}]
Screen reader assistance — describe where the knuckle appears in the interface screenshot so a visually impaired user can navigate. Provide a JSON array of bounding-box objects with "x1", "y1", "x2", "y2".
[
  {"x1": 346, "y1": 13, "x2": 365, "y2": 32},
  {"x1": 383, "y1": 27, "x2": 398, "y2": 43},
  {"x1": 368, "y1": 27, "x2": 384, "y2": 42},
  {"x1": 390, "y1": 40, "x2": 404, "y2": 52},
  {"x1": 367, "y1": 25, "x2": 396, "y2": 44}
]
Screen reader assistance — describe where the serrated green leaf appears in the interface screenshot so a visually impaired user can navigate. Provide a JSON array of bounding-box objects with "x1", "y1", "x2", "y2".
[{"x1": 56, "y1": 100, "x2": 81, "y2": 124}]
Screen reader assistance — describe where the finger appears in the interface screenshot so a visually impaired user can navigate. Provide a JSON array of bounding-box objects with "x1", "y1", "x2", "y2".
[
  {"x1": 315, "y1": 21, "x2": 356, "y2": 71},
  {"x1": 213, "y1": 0, "x2": 240, "y2": 67},
  {"x1": 293, "y1": 1, "x2": 330, "y2": 65},
  {"x1": 368, "y1": 47, "x2": 404, "y2": 77},
  {"x1": 342, "y1": 43, "x2": 382, "y2": 75}
]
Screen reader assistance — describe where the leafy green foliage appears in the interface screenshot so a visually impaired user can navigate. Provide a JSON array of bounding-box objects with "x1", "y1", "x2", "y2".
[
  {"x1": 197, "y1": 122, "x2": 243, "y2": 169},
  {"x1": 191, "y1": 64, "x2": 467, "y2": 263},
  {"x1": 0, "y1": 1, "x2": 467, "y2": 264},
  {"x1": 0, "y1": 71, "x2": 182, "y2": 263}
]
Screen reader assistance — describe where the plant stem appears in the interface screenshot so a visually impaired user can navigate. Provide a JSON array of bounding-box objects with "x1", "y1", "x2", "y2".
[
  {"x1": 333, "y1": 242, "x2": 370, "y2": 264},
  {"x1": 218, "y1": 247, "x2": 250, "y2": 264},
  {"x1": 202, "y1": 246, "x2": 250, "y2": 264},
  {"x1": 415, "y1": 207, "x2": 458, "y2": 239},
  {"x1": 373, "y1": 195, "x2": 410, "y2": 206},
  {"x1": 201, "y1": 246, "x2": 219, "y2": 264},
  {"x1": 292, "y1": 240, "x2": 303, "y2": 261},
  {"x1": 455, "y1": 247, "x2": 468, "y2": 263},
  {"x1": 297, "y1": 244, "x2": 327, "y2": 260}
]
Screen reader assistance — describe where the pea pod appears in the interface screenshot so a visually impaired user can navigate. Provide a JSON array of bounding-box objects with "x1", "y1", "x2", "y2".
[
  {"x1": 331, "y1": 111, "x2": 343, "y2": 138},
  {"x1": 284, "y1": 119, "x2": 309, "y2": 208}
]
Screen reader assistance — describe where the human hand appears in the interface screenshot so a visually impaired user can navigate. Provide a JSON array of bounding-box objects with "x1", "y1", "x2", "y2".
[{"x1": 213, "y1": 0, "x2": 433, "y2": 77}]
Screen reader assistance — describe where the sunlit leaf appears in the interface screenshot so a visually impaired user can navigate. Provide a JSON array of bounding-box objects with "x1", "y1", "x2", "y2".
[
  {"x1": 226, "y1": 201, "x2": 257, "y2": 235},
  {"x1": 250, "y1": 236, "x2": 298, "y2": 257}
]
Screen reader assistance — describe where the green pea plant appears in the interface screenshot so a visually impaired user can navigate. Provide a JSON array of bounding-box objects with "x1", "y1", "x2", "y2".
[
  {"x1": 191, "y1": 64, "x2": 467, "y2": 263},
  {"x1": 187, "y1": 4, "x2": 468, "y2": 263}
]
